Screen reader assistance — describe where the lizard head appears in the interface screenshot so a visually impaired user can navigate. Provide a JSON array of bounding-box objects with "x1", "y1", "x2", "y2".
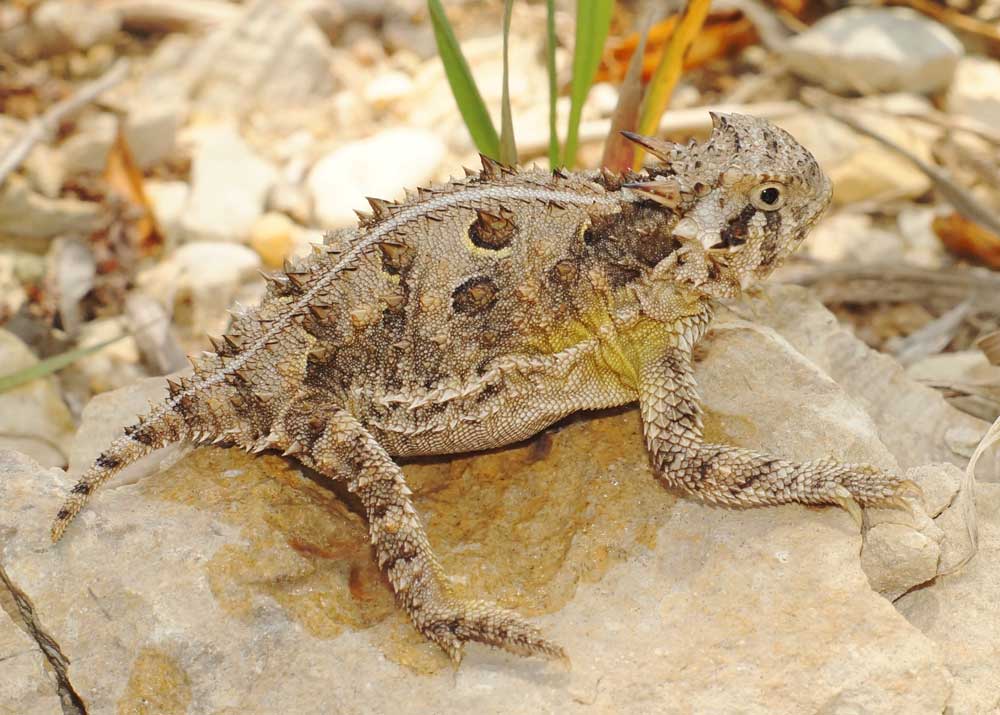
[{"x1": 623, "y1": 112, "x2": 832, "y2": 298}]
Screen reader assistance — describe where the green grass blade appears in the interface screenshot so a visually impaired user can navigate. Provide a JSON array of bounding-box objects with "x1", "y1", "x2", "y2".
[
  {"x1": 427, "y1": 0, "x2": 501, "y2": 158},
  {"x1": 562, "y1": 0, "x2": 614, "y2": 168},
  {"x1": 545, "y1": 0, "x2": 559, "y2": 168},
  {"x1": 0, "y1": 331, "x2": 131, "y2": 394},
  {"x1": 499, "y1": 0, "x2": 518, "y2": 166}
]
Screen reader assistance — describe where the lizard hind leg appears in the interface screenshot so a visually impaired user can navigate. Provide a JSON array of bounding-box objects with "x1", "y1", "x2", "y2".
[{"x1": 282, "y1": 392, "x2": 566, "y2": 663}]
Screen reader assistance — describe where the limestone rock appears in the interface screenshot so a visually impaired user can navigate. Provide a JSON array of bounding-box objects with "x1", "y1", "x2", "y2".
[
  {"x1": 250, "y1": 212, "x2": 297, "y2": 268},
  {"x1": 307, "y1": 128, "x2": 445, "y2": 228},
  {"x1": 131, "y1": 0, "x2": 334, "y2": 119},
  {"x1": 0, "y1": 176, "x2": 101, "y2": 245},
  {"x1": 897, "y1": 483, "x2": 1000, "y2": 714},
  {"x1": 946, "y1": 56, "x2": 1000, "y2": 128},
  {"x1": 861, "y1": 521, "x2": 940, "y2": 600},
  {"x1": 143, "y1": 180, "x2": 189, "y2": 249},
  {"x1": 137, "y1": 241, "x2": 261, "y2": 336},
  {"x1": 123, "y1": 102, "x2": 186, "y2": 169},
  {"x1": 32, "y1": 0, "x2": 121, "y2": 53},
  {"x1": 364, "y1": 70, "x2": 416, "y2": 109},
  {"x1": 0, "y1": 286, "x2": 964, "y2": 713},
  {"x1": 804, "y1": 211, "x2": 904, "y2": 264},
  {"x1": 907, "y1": 463, "x2": 961, "y2": 518},
  {"x1": 738, "y1": 285, "x2": 991, "y2": 475},
  {"x1": 0, "y1": 591, "x2": 64, "y2": 715},
  {"x1": 180, "y1": 125, "x2": 277, "y2": 244},
  {"x1": 0, "y1": 330, "x2": 75, "y2": 469},
  {"x1": 783, "y1": 7, "x2": 962, "y2": 94},
  {"x1": 60, "y1": 112, "x2": 117, "y2": 176}
]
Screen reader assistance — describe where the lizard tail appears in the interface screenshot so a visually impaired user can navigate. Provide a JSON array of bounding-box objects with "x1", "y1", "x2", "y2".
[{"x1": 50, "y1": 406, "x2": 188, "y2": 542}]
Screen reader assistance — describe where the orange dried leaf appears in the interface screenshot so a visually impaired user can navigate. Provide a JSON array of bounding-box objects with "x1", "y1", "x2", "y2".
[
  {"x1": 103, "y1": 128, "x2": 163, "y2": 255},
  {"x1": 933, "y1": 212, "x2": 1000, "y2": 270},
  {"x1": 598, "y1": 11, "x2": 756, "y2": 84}
]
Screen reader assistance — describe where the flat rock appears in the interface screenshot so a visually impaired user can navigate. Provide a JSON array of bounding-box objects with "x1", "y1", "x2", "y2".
[
  {"x1": 783, "y1": 7, "x2": 962, "y2": 94},
  {"x1": 60, "y1": 112, "x2": 117, "y2": 176},
  {"x1": 180, "y1": 125, "x2": 277, "y2": 244},
  {"x1": 132, "y1": 0, "x2": 334, "y2": 119},
  {"x1": 0, "y1": 176, "x2": 101, "y2": 245},
  {"x1": 137, "y1": 241, "x2": 261, "y2": 336},
  {"x1": 31, "y1": 0, "x2": 121, "y2": 53},
  {"x1": 0, "y1": 286, "x2": 961, "y2": 713},
  {"x1": 736, "y1": 285, "x2": 991, "y2": 475},
  {"x1": 307, "y1": 127, "x2": 445, "y2": 228},
  {"x1": 897, "y1": 482, "x2": 1000, "y2": 714},
  {"x1": 946, "y1": 56, "x2": 1000, "y2": 128},
  {"x1": 0, "y1": 329, "x2": 75, "y2": 469},
  {"x1": 0, "y1": 587, "x2": 63, "y2": 715}
]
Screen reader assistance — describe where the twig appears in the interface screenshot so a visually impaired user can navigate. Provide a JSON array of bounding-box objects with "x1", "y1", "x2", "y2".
[
  {"x1": 785, "y1": 262, "x2": 1000, "y2": 311},
  {"x1": 99, "y1": 0, "x2": 239, "y2": 33},
  {"x1": 0, "y1": 58, "x2": 130, "y2": 187},
  {"x1": 885, "y1": 0, "x2": 1000, "y2": 48},
  {"x1": 892, "y1": 300, "x2": 971, "y2": 366}
]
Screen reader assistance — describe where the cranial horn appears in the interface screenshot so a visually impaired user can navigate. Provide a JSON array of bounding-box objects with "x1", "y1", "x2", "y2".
[{"x1": 620, "y1": 131, "x2": 678, "y2": 162}]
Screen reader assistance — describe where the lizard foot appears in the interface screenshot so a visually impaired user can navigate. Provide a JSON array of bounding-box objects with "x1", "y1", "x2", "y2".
[
  {"x1": 832, "y1": 466, "x2": 925, "y2": 522},
  {"x1": 420, "y1": 598, "x2": 567, "y2": 665}
]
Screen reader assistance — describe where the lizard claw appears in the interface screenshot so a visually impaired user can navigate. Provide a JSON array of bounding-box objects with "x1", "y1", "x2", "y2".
[
  {"x1": 423, "y1": 598, "x2": 567, "y2": 665},
  {"x1": 831, "y1": 486, "x2": 864, "y2": 527}
]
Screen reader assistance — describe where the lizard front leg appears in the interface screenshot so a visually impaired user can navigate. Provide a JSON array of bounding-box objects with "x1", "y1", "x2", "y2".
[
  {"x1": 637, "y1": 347, "x2": 919, "y2": 518},
  {"x1": 281, "y1": 391, "x2": 565, "y2": 663}
]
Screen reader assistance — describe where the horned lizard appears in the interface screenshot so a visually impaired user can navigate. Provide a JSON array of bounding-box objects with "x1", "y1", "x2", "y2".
[{"x1": 51, "y1": 113, "x2": 917, "y2": 662}]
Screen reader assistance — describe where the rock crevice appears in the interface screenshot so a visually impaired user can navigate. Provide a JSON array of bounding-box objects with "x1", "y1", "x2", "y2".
[{"x1": 0, "y1": 559, "x2": 86, "y2": 714}]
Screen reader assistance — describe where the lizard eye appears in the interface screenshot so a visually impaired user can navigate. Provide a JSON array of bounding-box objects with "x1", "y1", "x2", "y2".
[{"x1": 751, "y1": 182, "x2": 784, "y2": 211}]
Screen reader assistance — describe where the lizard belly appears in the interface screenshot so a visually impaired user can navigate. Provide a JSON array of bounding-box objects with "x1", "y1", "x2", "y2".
[{"x1": 366, "y1": 333, "x2": 647, "y2": 457}]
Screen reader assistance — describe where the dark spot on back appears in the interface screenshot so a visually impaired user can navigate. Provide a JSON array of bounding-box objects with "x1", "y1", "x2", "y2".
[
  {"x1": 469, "y1": 210, "x2": 516, "y2": 250},
  {"x1": 453, "y1": 276, "x2": 498, "y2": 314},
  {"x1": 71, "y1": 481, "x2": 93, "y2": 494}
]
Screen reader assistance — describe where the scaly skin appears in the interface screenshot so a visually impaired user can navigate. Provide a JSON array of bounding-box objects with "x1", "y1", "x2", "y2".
[{"x1": 51, "y1": 114, "x2": 917, "y2": 662}]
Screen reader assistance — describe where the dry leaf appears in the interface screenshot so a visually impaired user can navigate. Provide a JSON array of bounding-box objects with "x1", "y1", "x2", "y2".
[
  {"x1": 104, "y1": 127, "x2": 163, "y2": 256},
  {"x1": 598, "y1": 11, "x2": 757, "y2": 84},
  {"x1": 933, "y1": 212, "x2": 1000, "y2": 270}
]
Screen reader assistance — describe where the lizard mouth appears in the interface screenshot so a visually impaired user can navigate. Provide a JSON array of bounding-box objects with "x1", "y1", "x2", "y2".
[{"x1": 705, "y1": 234, "x2": 746, "y2": 253}]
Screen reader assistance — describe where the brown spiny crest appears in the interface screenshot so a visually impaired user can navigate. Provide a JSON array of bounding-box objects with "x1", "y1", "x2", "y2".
[{"x1": 52, "y1": 114, "x2": 921, "y2": 670}]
